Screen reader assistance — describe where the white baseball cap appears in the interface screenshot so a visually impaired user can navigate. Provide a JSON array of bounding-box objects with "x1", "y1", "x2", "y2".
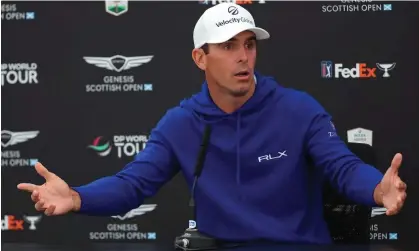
[{"x1": 193, "y1": 3, "x2": 270, "y2": 49}]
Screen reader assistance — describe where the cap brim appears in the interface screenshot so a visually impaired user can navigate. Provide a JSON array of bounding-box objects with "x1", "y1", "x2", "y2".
[
  {"x1": 247, "y1": 27, "x2": 270, "y2": 40},
  {"x1": 205, "y1": 26, "x2": 270, "y2": 45}
]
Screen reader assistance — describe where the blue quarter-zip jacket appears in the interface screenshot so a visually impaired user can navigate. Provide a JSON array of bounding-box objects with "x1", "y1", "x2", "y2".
[{"x1": 72, "y1": 72, "x2": 383, "y2": 244}]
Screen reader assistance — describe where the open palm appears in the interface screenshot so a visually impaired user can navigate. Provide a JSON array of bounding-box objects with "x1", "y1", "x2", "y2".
[
  {"x1": 380, "y1": 153, "x2": 407, "y2": 216},
  {"x1": 17, "y1": 162, "x2": 75, "y2": 216}
]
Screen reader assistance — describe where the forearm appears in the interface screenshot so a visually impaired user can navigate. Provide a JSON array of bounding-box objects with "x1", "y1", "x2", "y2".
[
  {"x1": 69, "y1": 115, "x2": 180, "y2": 215},
  {"x1": 71, "y1": 176, "x2": 145, "y2": 216},
  {"x1": 333, "y1": 162, "x2": 384, "y2": 206},
  {"x1": 303, "y1": 94, "x2": 385, "y2": 206}
]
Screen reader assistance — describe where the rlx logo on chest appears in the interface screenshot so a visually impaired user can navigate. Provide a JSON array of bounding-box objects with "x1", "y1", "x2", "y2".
[{"x1": 258, "y1": 150, "x2": 288, "y2": 162}]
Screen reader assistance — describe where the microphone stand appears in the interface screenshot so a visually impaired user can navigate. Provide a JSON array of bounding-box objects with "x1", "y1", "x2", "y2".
[{"x1": 174, "y1": 125, "x2": 219, "y2": 251}]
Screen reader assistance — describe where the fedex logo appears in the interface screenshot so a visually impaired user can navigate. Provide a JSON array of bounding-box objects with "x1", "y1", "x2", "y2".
[
  {"x1": 1, "y1": 215, "x2": 24, "y2": 231},
  {"x1": 1, "y1": 215, "x2": 41, "y2": 231},
  {"x1": 321, "y1": 61, "x2": 377, "y2": 79}
]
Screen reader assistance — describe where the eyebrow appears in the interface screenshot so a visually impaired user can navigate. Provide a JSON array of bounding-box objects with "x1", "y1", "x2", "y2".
[{"x1": 227, "y1": 35, "x2": 257, "y2": 42}]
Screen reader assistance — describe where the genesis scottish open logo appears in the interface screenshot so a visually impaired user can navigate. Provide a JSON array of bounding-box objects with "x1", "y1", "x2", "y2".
[
  {"x1": 89, "y1": 204, "x2": 157, "y2": 241},
  {"x1": 83, "y1": 55, "x2": 154, "y2": 93},
  {"x1": 1, "y1": 4, "x2": 35, "y2": 21},
  {"x1": 321, "y1": 1, "x2": 392, "y2": 13},
  {"x1": 370, "y1": 207, "x2": 399, "y2": 242},
  {"x1": 1, "y1": 130, "x2": 39, "y2": 167},
  {"x1": 1, "y1": 130, "x2": 39, "y2": 148}
]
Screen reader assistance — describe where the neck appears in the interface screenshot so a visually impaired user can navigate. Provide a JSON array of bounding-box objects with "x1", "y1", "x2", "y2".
[{"x1": 207, "y1": 79, "x2": 256, "y2": 114}]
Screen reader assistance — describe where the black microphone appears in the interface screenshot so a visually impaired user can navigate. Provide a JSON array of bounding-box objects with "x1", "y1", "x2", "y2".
[
  {"x1": 189, "y1": 124, "x2": 211, "y2": 208},
  {"x1": 175, "y1": 124, "x2": 219, "y2": 250}
]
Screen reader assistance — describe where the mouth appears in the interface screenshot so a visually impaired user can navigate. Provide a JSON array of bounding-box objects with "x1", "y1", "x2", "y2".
[{"x1": 234, "y1": 70, "x2": 250, "y2": 78}]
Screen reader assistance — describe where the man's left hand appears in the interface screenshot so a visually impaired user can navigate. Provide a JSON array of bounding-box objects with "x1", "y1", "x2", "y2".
[{"x1": 375, "y1": 153, "x2": 407, "y2": 216}]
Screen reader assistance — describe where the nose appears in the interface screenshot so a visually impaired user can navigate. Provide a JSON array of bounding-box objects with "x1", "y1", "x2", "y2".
[{"x1": 236, "y1": 45, "x2": 249, "y2": 64}]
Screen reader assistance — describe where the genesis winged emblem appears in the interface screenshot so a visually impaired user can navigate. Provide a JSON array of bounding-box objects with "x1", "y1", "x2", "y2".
[
  {"x1": 111, "y1": 204, "x2": 157, "y2": 220},
  {"x1": 1, "y1": 130, "x2": 39, "y2": 148},
  {"x1": 83, "y1": 55, "x2": 153, "y2": 72},
  {"x1": 371, "y1": 207, "x2": 387, "y2": 218}
]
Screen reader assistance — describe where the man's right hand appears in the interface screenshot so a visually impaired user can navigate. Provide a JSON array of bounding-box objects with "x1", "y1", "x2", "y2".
[{"x1": 17, "y1": 162, "x2": 81, "y2": 216}]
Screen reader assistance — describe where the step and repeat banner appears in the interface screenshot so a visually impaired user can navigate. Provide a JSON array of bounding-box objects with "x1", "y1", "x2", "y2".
[{"x1": 2, "y1": 0, "x2": 418, "y2": 248}]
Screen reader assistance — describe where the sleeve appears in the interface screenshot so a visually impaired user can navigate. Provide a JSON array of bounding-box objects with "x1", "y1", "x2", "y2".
[
  {"x1": 302, "y1": 93, "x2": 383, "y2": 206},
  {"x1": 71, "y1": 110, "x2": 181, "y2": 216}
]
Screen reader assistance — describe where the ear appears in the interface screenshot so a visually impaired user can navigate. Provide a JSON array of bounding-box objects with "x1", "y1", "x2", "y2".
[{"x1": 192, "y1": 48, "x2": 207, "y2": 71}]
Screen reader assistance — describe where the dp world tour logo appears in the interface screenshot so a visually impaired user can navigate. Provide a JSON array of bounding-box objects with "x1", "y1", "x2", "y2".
[
  {"x1": 88, "y1": 136, "x2": 112, "y2": 157},
  {"x1": 87, "y1": 134, "x2": 149, "y2": 158}
]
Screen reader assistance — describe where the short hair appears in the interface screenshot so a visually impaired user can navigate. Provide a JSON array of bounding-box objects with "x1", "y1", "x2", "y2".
[{"x1": 201, "y1": 43, "x2": 209, "y2": 55}]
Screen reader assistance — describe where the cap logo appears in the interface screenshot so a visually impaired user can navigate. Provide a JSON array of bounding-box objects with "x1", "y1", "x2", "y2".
[{"x1": 228, "y1": 6, "x2": 239, "y2": 15}]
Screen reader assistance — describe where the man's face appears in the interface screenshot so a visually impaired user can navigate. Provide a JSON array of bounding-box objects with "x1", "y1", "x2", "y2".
[{"x1": 203, "y1": 31, "x2": 257, "y2": 97}]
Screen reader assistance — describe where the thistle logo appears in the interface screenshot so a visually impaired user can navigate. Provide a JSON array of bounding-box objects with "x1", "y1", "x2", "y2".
[
  {"x1": 88, "y1": 136, "x2": 112, "y2": 157},
  {"x1": 105, "y1": 1, "x2": 128, "y2": 16}
]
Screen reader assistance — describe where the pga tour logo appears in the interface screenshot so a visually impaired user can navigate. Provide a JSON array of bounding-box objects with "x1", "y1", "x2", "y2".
[{"x1": 321, "y1": 61, "x2": 396, "y2": 79}]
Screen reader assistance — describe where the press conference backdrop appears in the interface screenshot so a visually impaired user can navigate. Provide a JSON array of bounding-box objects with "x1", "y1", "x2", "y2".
[{"x1": 1, "y1": 0, "x2": 418, "y2": 248}]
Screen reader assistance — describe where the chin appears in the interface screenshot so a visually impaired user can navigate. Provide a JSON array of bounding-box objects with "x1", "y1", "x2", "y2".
[{"x1": 230, "y1": 88, "x2": 250, "y2": 97}]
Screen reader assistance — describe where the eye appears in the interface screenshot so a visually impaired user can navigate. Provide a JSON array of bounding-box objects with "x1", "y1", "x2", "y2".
[
  {"x1": 245, "y1": 41, "x2": 256, "y2": 49},
  {"x1": 223, "y1": 43, "x2": 233, "y2": 50}
]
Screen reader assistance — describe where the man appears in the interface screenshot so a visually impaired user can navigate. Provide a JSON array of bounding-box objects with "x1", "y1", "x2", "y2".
[{"x1": 18, "y1": 3, "x2": 406, "y2": 244}]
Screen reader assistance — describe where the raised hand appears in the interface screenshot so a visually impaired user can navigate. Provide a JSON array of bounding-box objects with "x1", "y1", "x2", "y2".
[
  {"x1": 17, "y1": 162, "x2": 79, "y2": 216},
  {"x1": 378, "y1": 153, "x2": 407, "y2": 216}
]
